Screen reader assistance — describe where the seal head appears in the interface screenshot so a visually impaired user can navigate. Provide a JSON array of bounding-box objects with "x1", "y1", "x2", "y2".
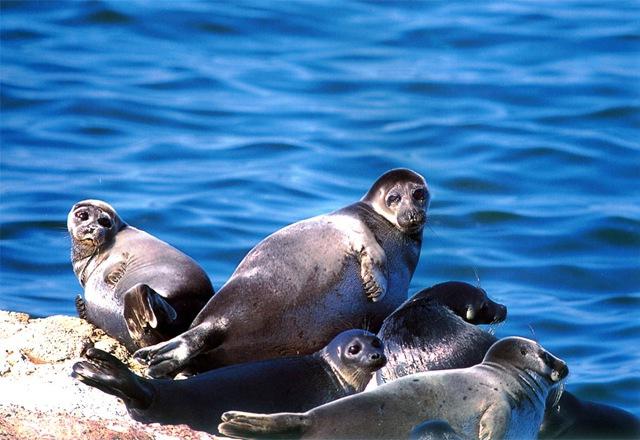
[
  {"x1": 484, "y1": 336, "x2": 569, "y2": 385},
  {"x1": 321, "y1": 329, "x2": 386, "y2": 391},
  {"x1": 362, "y1": 168, "x2": 429, "y2": 237},
  {"x1": 68, "y1": 200, "x2": 125, "y2": 284}
]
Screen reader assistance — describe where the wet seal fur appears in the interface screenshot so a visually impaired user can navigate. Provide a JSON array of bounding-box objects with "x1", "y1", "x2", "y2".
[
  {"x1": 218, "y1": 337, "x2": 568, "y2": 440},
  {"x1": 68, "y1": 199, "x2": 214, "y2": 351},
  {"x1": 377, "y1": 281, "x2": 506, "y2": 383},
  {"x1": 72, "y1": 329, "x2": 385, "y2": 434},
  {"x1": 134, "y1": 169, "x2": 429, "y2": 377}
]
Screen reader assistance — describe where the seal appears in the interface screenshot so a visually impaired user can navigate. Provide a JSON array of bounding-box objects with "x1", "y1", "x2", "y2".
[
  {"x1": 377, "y1": 281, "x2": 506, "y2": 383},
  {"x1": 539, "y1": 391, "x2": 640, "y2": 439},
  {"x1": 134, "y1": 169, "x2": 429, "y2": 377},
  {"x1": 376, "y1": 281, "x2": 640, "y2": 439},
  {"x1": 218, "y1": 336, "x2": 569, "y2": 440},
  {"x1": 409, "y1": 420, "x2": 464, "y2": 440},
  {"x1": 68, "y1": 199, "x2": 215, "y2": 351},
  {"x1": 72, "y1": 329, "x2": 386, "y2": 434}
]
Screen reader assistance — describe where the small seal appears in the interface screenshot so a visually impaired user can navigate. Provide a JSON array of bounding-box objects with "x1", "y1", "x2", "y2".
[
  {"x1": 377, "y1": 281, "x2": 506, "y2": 383},
  {"x1": 68, "y1": 199, "x2": 214, "y2": 351},
  {"x1": 134, "y1": 169, "x2": 429, "y2": 377},
  {"x1": 218, "y1": 337, "x2": 569, "y2": 440},
  {"x1": 72, "y1": 329, "x2": 386, "y2": 434}
]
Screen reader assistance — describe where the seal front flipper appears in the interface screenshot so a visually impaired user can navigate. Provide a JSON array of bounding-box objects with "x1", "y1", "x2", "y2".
[
  {"x1": 219, "y1": 411, "x2": 311, "y2": 439},
  {"x1": 72, "y1": 348, "x2": 153, "y2": 409},
  {"x1": 134, "y1": 322, "x2": 224, "y2": 378},
  {"x1": 75, "y1": 294, "x2": 88, "y2": 320},
  {"x1": 478, "y1": 403, "x2": 509, "y2": 440},
  {"x1": 410, "y1": 420, "x2": 465, "y2": 440},
  {"x1": 123, "y1": 284, "x2": 178, "y2": 347},
  {"x1": 350, "y1": 228, "x2": 388, "y2": 302}
]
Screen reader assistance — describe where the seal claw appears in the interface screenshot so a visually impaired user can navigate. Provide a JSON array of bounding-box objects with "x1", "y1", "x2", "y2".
[{"x1": 75, "y1": 294, "x2": 88, "y2": 320}]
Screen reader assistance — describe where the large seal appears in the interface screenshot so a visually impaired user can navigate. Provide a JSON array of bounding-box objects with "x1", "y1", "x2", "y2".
[
  {"x1": 218, "y1": 337, "x2": 569, "y2": 440},
  {"x1": 134, "y1": 169, "x2": 429, "y2": 377},
  {"x1": 68, "y1": 199, "x2": 215, "y2": 351},
  {"x1": 377, "y1": 281, "x2": 640, "y2": 439},
  {"x1": 377, "y1": 281, "x2": 506, "y2": 383},
  {"x1": 72, "y1": 329, "x2": 386, "y2": 434}
]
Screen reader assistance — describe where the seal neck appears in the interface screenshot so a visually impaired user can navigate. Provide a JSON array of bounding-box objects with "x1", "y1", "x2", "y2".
[
  {"x1": 482, "y1": 362, "x2": 550, "y2": 408},
  {"x1": 318, "y1": 350, "x2": 363, "y2": 393},
  {"x1": 71, "y1": 246, "x2": 99, "y2": 287}
]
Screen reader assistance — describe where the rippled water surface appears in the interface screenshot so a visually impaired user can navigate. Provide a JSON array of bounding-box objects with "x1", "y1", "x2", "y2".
[{"x1": 1, "y1": 0, "x2": 639, "y2": 416}]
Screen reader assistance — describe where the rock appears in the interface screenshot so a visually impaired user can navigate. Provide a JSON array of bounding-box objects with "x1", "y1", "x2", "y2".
[{"x1": 0, "y1": 311, "x2": 216, "y2": 440}]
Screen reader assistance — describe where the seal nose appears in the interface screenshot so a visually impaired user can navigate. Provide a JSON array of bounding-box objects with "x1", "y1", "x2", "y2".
[
  {"x1": 408, "y1": 210, "x2": 425, "y2": 225},
  {"x1": 494, "y1": 304, "x2": 507, "y2": 323},
  {"x1": 369, "y1": 352, "x2": 387, "y2": 368},
  {"x1": 555, "y1": 362, "x2": 569, "y2": 380}
]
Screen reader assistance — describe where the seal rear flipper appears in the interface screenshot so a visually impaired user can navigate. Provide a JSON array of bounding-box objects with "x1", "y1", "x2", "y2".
[
  {"x1": 410, "y1": 420, "x2": 465, "y2": 440},
  {"x1": 219, "y1": 411, "x2": 310, "y2": 439},
  {"x1": 124, "y1": 284, "x2": 178, "y2": 346},
  {"x1": 71, "y1": 347, "x2": 153, "y2": 409}
]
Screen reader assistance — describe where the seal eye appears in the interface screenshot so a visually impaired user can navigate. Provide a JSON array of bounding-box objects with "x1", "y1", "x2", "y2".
[
  {"x1": 348, "y1": 344, "x2": 361, "y2": 355},
  {"x1": 97, "y1": 217, "x2": 112, "y2": 228},
  {"x1": 371, "y1": 338, "x2": 382, "y2": 349},
  {"x1": 75, "y1": 211, "x2": 89, "y2": 221},
  {"x1": 386, "y1": 193, "x2": 401, "y2": 206},
  {"x1": 520, "y1": 349, "x2": 527, "y2": 356},
  {"x1": 412, "y1": 188, "x2": 426, "y2": 201}
]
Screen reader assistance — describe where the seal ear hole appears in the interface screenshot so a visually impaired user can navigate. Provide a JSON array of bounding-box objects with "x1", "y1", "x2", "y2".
[
  {"x1": 98, "y1": 217, "x2": 112, "y2": 228},
  {"x1": 520, "y1": 348, "x2": 527, "y2": 356},
  {"x1": 348, "y1": 344, "x2": 361, "y2": 355},
  {"x1": 75, "y1": 211, "x2": 89, "y2": 221}
]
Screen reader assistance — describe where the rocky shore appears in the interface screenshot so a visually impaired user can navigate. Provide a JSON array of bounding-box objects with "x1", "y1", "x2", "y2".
[{"x1": 0, "y1": 311, "x2": 215, "y2": 439}]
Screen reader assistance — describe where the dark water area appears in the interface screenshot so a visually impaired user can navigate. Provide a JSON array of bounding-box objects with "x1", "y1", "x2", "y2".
[{"x1": 1, "y1": 0, "x2": 639, "y2": 417}]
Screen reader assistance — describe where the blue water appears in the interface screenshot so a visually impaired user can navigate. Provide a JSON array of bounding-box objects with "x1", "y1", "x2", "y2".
[{"x1": 1, "y1": 0, "x2": 639, "y2": 418}]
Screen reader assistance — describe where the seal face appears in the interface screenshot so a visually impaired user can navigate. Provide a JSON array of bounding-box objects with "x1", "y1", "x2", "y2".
[
  {"x1": 218, "y1": 337, "x2": 568, "y2": 440},
  {"x1": 134, "y1": 169, "x2": 428, "y2": 378},
  {"x1": 68, "y1": 199, "x2": 215, "y2": 351},
  {"x1": 72, "y1": 329, "x2": 385, "y2": 434},
  {"x1": 377, "y1": 281, "x2": 506, "y2": 383}
]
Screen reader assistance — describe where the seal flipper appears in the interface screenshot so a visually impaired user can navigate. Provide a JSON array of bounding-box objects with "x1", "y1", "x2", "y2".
[
  {"x1": 352, "y1": 231, "x2": 388, "y2": 302},
  {"x1": 134, "y1": 322, "x2": 225, "y2": 378},
  {"x1": 72, "y1": 348, "x2": 153, "y2": 409},
  {"x1": 219, "y1": 411, "x2": 311, "y2": 439},
  {"x1": 75, "y1": 294, "x2": 88, "y2": 320},
  {"x1": 410, "y1": 420, "x2": 465, "y2": 440},
  {"x1": 123, "y1": 284, "x2": 178, "y2": 346}
]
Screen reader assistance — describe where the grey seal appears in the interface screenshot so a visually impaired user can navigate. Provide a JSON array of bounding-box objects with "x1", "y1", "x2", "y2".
[
  {"x1": 72, "y1": 329, "x2": 385, "y2": 434},
  {"x1": 134, "y1": 168, "x2": 429, "y2": 377},
  {"x1": 218, "y1": 336, "x2": 569, "y2": 440},
  {"x1": 68, "y1": 199, "x2": 214, "y2": 351}
]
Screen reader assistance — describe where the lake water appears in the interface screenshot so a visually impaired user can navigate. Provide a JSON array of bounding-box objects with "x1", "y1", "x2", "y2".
[{"x1": 1, "y1": 0, "x2": 638, "y2": 418}]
